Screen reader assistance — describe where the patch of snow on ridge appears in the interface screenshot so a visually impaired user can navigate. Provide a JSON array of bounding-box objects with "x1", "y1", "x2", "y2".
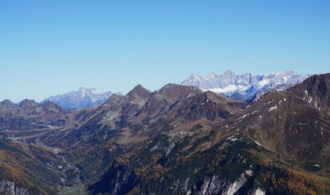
[
  {"x1": 308, "y1": 97, "x2": 313, "y2": 103},
  {"x1": 254, "y1": 140, "x2": 262, "y2": 146},
  {"x1": 224, "y1": 174, "x2": 247, "y2": 195},
  {"x1": 245, "y1": 170, "x2": 253, "y2": 176},
  {"x1": 241, "y1": 114, "x2": 248, "y2": 119},
  {"x1": 258, "y1": 79, "x2": 270, "y2": 87},
  {"x1": 227, "y1": 135, "x2": 238, "y2": 142},
  {"x1": 254, "y1": 188, "x2": 265, "y2": 195},
  {"x1": 208, "y1": 85, "x2": 249, "y2": 94},
  {"x1": 268, "y1": 105, "x2": 278, "y2": 111}
]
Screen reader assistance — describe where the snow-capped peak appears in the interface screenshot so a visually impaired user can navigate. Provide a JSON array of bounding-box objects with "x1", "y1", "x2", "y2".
[
  {"x1": 77, "y1": 87, "x2": 98, "y2": 98},
  {"x1": 222, "y1": 70, "x2": 235, "y2": 77},
  {"x1": 189, "y1": 72, "x2": 203, "y2": 81},
  {"x1": 43, "y1": 88, "x2": 119, "y2": 109},
  {"x1": 78, "y1": 87, "x2": 97, "y2": 93},
  {"x1": 181, "y1": 70, "x2": 310, "y2": 102},
  {"x1": 206, "y1": 73, "x2": 217, "y2": 80}
]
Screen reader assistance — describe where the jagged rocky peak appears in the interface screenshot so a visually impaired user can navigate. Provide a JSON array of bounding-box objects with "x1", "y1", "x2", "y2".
[
  {"x1": 221, "y1": 70, "x2": 235, "y2": 78},
  {"x1": 182, "y1": 73, "x2": 204, "y2": 88},
  {"x1": 190, "y1": 72, "x2": 203, "y2": 80},
  {"x1": 126, "y1": 84, "x2": 151, "y2": 99},
  {"x1": 205, "y1": 72, "x2": 217, "y2": 80},
  {"x1": 181, "y1": 70, "x2": 310, "y2": 102},
  {"x1": 104, "y1": 93, "x2": 122, "y2": 105}
]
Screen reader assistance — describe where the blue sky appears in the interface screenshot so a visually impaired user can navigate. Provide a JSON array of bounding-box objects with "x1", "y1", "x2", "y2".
[{"x1": 0, "y1": 0, "x2": 329, "y2": 102}]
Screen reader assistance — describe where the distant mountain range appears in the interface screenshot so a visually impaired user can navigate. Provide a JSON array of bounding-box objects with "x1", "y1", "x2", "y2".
[
  {"x1": 40, "y1": 71, "x2": 309, "y2": 110},
  {"x1": 42, "y1": 87, "x2": 120, "y2": 109},
  {"x1": 181, "y1": 70, "x2": 310, "y2": 102}
]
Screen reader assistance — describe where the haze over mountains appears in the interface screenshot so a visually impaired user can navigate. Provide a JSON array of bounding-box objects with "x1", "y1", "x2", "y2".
[{"x1": 0, "y1": 72, "x2": 329, "y2": 194}]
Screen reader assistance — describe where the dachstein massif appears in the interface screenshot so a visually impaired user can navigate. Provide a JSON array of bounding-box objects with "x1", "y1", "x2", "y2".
[{"x1": 0, "y1": 71, "x2": 329, "y2": 195}]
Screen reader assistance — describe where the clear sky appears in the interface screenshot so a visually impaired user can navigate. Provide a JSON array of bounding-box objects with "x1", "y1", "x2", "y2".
[{"x1": 0, "y1": 0, "x2": 329, "y2": 102}]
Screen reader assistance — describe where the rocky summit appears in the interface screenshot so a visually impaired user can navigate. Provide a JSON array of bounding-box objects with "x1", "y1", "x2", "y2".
[{"x1": 0, "y1": 74, "x2": 329, "y2": 195}]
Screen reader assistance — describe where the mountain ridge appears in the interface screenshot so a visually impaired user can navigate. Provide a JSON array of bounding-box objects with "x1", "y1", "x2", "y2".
[{"x1": 0, "y1": 73, "x2": 329, "y2": 194}]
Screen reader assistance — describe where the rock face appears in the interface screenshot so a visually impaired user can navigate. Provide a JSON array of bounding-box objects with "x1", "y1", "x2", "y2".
[
  {"x1": 181, "y1": 70, "x2": 310, "y2": 102},
  {"x1": 0, "y1": 180, "x2": 29, "y2": 195},
  {"x1": 289, "y1": 73, "x2": 330, "y2": 113}
]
